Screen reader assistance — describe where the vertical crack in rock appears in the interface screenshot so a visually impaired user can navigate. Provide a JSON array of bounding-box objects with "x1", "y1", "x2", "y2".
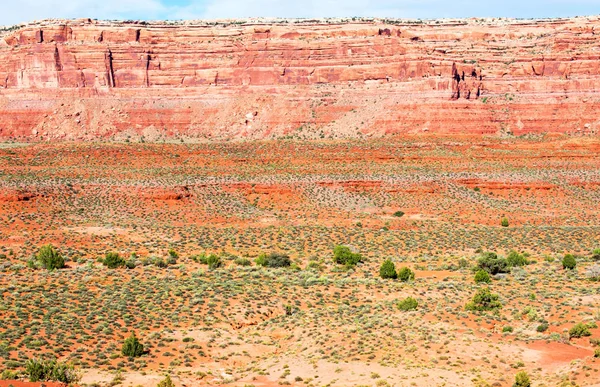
[
  {"x1": 36, "y1": 30, "x2": 44, "y2": 43},
  {"x1": 144, "y1": 53, "x2": 151, "y2": 87},
  {"x1": 135, "y1": 29, "x2": 141, "y2": 43},
  {"x1": 451, "y1": 63, "x2": 461, "y2": 100},
  {"x1": 54, "y1": 46, "x2": 63, "y2": 71},
  {"x1": 79, "y1": 71, "x2": 87, "y2": 88},
  {"x1": 105, "y1": 48, "x2": 115, "y2": 88},
  {"x1": 98, "y1": 31, "x2": 104, "y2": 43}
]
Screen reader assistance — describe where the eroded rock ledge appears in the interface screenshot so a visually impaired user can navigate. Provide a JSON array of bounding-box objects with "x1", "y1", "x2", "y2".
[{"x1": 0, "y1": 17, "x2": 599, "y2": 140}]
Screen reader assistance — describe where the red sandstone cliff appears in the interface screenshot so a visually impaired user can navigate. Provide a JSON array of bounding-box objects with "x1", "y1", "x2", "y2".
[{"x1": 0, "y1": 17, "x2": 599, "y2": 141}]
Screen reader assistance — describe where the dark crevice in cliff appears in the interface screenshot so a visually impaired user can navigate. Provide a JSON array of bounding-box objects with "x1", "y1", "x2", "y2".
[
  {"x1": 54, "y1": 46, "x2": 63, "y2": 72},
  {"x1": 37, "y1": 30, "x2": 43, "y2": 43},
  {"x1": 135, "y1": 29, "x2": 141, "y2": 42},
  {"x1": 144, "y1": 53, "x2": 151, "y2": 87},
  {"x1": 105, "y1": 49, "x2": 116, "y2": 88}
]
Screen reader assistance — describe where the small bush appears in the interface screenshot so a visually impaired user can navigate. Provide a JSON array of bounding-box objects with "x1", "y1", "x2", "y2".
[
  {"x1": 465, "y1": 287, "x2": 502, "y2": 312},
  {"x1": 536, "y1": 322, "x2": 549, "y2": 332},
  {"x1": 206, "y1": 254, "x2": 222, "y2": 270},
  {"x1": 333, "y1": 245, "x2": 362, "y2": 267},
  {"x1": 568, "y1": 323, "x2": 591, "y2": 338},
  {"x1": 379, "y1": 259, "x2": 397, "y2": 279},
  {"x1": 103, "y1": 252, "x2": 125, "y2": 269},
  {"x1": 501, "y1": 217, "x2": 509, "y2": 227},
  {"x1": 234, "y1": 257, "x2": 252, "y2": 266},
  {"x1": 397, "y1": 267, "x2": 415, "y2": 282},
  {"x1": 562, "y1": 254, "x2": 576, "y2": 270},
  {"x1": 506, "y1": 250, "x2": 529, "y2": 267},
  {"x1": 592, "y1": 248, "x2": 600, "y2": 261},
  {"x1": 393, "y1": 211, "x2": 405, "y2": 217},
  {"x1": 1, "y1": 369, "x2": 19, "y2": 380},
  {"x1": 264, "y1": 253, "x2": 291, "y2": 268},
  {"x1": 122, "y1": 332, "x2": 144, "y2": 357},
  {"x1": 397, "y1": 297, "x2": 418, "y2": 311},
  {"x1": 157, "y1": 374, "x2": 175, "y2": 387},
  {"x1": 595, "y1": 348, "x2": 600, "y2": 358},
  {"x1": 513, "y1": 371, "x2": 530, "y2": 387},
  {"x1": 502, "y1": 326, "x2": 513, "y2": 333},
  {"x1": 474, "y1": 270, "x2": 491, "y2": 283},
  {"x1": 477, "y1": 252, "x2": 509, "y2": 275},
  {"x1": 25, "y1": 359, "x2": 80, "y2": 384},
  {"x1": 36, "y1": 245, "x2": 65, "y2": 270}
]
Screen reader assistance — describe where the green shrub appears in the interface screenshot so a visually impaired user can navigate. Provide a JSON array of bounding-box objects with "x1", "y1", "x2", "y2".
[
  {"x1": 502, "y1": 326, "x2": 513, "y2": 333},
  {"x1": 264, "y1": 253, "x2": 291, "y2": 268},
  {"x1": 501, "y1": 217, "x2": 509, "y2": 227},
  {"x1": 477, "y1": 252, "x2": 509, "y2": 275},
  {"x1": 506, "y1": 250, "x2": 529, "y2": 267},
  {"x1": 474, "y1": 270, "x2": 491, "y2": 283},
  {"x1": 393, "y1": 211, "x2": 405, "y2": 217},
  {"x1": 103, "y1": 252, "x2": 125, "y2": 269},
  {"x1": 122, "y1": 332, "x2": 144, "y2": 357},
  {"x1": 568, "y1": 323, "x2": 591, "y2": 338},
  {"x1": 595, "y1": 348, "x2": 600, "y2": 358},
  {"x1": 168, "y1": 249, "x2": 179, "y2": 259},
  {"x1": 157, "y1": 374, "x2": 175, "y2": 387},
  {"x1": 592, "y1": 248, "x2": 600, "y2": 261},
  {"x1": 562, "y1": 254, "x2": 576, "y2": 270},
  {"x1": 25, "y1": 359, "x2": 80, "y2": 384},
  {"x1": 379, "y1": 259, "x2": 397, "y2": 279},
  {"x1": 397, "y1": 297, "x2": 418, "y2": 311},
  {"x1": 513, "y1": 371, "x2": 530, "y2": 387},
  {"x1": 36, "y1": 245, "x2": 65, "y2": 270},
  {"x1": 397, "y1": 267, "x2": 415, "y2": 282},
  {"x1": 465, "y1": 287, "x2": 502, "y2": 312},
  {"x1": 536, "y1": 322, "x2": 549, "y2": 332},
  {"x1": 0, "y1": 369, "x2": 19, "y2": 380},
  {"x1": 333, "y1": 245, "x2": 362, "y2": 267},
  {"x1": 125, "y1": 259, "x2": 136, "y2": 269},
  {"x1": 234, "y1": 257, "x2": 252, "y2": 266},
  {"x1": 206, "y1": 254, "x2": 222, "y2": 270}
]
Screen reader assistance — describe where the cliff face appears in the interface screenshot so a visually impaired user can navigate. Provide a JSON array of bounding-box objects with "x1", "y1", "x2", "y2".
[{"x1": 0, "y1": 17, "x2": 599, "y2": 140}]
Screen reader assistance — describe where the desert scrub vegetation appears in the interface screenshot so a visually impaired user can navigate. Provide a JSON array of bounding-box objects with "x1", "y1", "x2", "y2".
[
  {"x1": 568, "y1": 322, "x2": 592, "y2": 339},
  {"x1": 474, "y1": 270, "x2": 491, "y2": 283},
  {"x1": 397, "y1": 267, "x2": 415, "y2": 282},
  {"x1": 35, "y1": 245, "x2": 65, "y2": 270},
  {"x1": 476, "y1": 251, "x2": 529, "y2": 276},
  {"x1": 157, "y1": 374, "x2": 175, "y2": 387},
  {"x1": 25, "y1": 358, "x2": 80, "y2": 384},
  {"x1": 465, "y1": 287, "x2": 502, "y2": 312},
  {"x1": 513, "y1": 371, "x2": 531, "y2": 387},
  {"x1": 379, "y1": 259, "x2": 397, "y2": 279},
  {"x1": 562, "y1": 254, "x2": 577, "y2": 270},
  {"x1": 332, "y1": 245, "x2": 362, "y2": 268},
  {"x1": 255, "y1": 252, "x2": 291, "y2": 268},
  {"x1": 102, "y1": 252, "x2": 126, "y2": 268},
  {"x1": 122, "y1": 332, "x2": 145, "y2": 357},
  {"x1": 397, "y1": 297, "x2": 418, "y2": 311}
]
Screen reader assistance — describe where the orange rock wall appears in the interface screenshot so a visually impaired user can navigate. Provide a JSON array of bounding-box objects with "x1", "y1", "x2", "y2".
[{"x1": 0, "y1": 17, "x2": 599, "y2": 140}]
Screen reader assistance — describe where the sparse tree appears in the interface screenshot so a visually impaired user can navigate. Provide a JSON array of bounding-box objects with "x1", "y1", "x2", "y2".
[
  {"x1": 122, "y1": 332, "x2": 144, "y2": 358},
  {"x1": 379, "y1": 259, "x2": 397, "y2": 279},
  {"x1": 36, "y1": 245, "x2": 65, "y2": 270}
]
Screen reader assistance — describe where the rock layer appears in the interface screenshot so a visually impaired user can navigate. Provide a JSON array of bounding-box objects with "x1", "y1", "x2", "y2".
[{"x1": 1, "y1": 17, "x2": 599, "y2": 140}]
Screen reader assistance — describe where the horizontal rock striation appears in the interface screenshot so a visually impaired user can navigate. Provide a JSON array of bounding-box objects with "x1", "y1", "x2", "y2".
[{"x1": 0, "y1": 17, "x2": 599, "y2": 140}]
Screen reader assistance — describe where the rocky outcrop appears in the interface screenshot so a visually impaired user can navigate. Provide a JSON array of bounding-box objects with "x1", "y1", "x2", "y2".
[{"x1": 0, "y1": 17, "x2": 599, "y2": 140}]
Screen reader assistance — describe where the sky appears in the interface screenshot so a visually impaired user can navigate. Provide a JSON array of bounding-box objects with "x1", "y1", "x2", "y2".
[{"x1": 1, "y1": 0, "x2": 599, "y2": 26}]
